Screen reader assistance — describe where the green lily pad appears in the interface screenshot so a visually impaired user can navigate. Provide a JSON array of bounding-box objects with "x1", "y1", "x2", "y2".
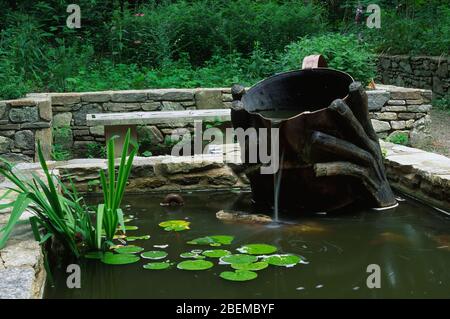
[
  {"x1": 263, "y1": 254, "x2": 301, "y2": 267},
  {"x1": 127, "y1": 235, "x2": 151, "y2": 242},
  {"x1": 159, "y1": 220, "x2": 190, "y2": 232},
  {"x1": 220, "y1": 270, "x2": 258, "y2": 282},
  {"x1": 115, "y1": 245, "x2": 144, "y2": 254},
  {"x1": 202, "y1": 249, "x2": 231, "y2": 258},
  {"x1": 119, "y1": 225, "x2": 139, "y2": 231},
  {"x1": 220, "y1": 254, "x2": 258, "y2": 265},
  {"x1": 231, "y1": 262, "x2": 269, "y2": 271},
  {"x1": 187, "y1": 235, "x2": 234, "y2": 246},
  {"x1": 84, "y1": 251, "x2": 103, "y2": 260},
  {"x1": 101, "y1": 252, "x2": 140, "y2": 265},
  {"x1": 237, "y1": 244, "x2": 277, "y2": 255},
  {"x1": 143, "y1": 262, "x2": 172, "y2": 270},
  {"x1": 177, "y1": 260, "x2": 214, "y2": 271},
  {"x1": 180, "y1": 252, "x2": 205, "y2": 259},
  {"x1": 141, "y1": 250, "x2": 168, "y2": 260}
]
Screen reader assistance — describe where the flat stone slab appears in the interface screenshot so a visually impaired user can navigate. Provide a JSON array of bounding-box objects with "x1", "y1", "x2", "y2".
[
  {"x1": 86, "y1": 109, "x2": 231, "y2": 126},
  {"x1": 382, "y1": 141, "x2": 450, "y2": 175},
  {"x1": 381, "y1": 140, "x2": 450, "y2": 211},
  {"x1": 0, "y1": 267, "x2": 39, "y2": 299}
]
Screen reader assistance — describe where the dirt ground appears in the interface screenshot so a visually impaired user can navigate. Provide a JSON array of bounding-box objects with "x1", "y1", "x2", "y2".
[{"x1": 420, "y1": 109, "x2": 450, "y2": 157}]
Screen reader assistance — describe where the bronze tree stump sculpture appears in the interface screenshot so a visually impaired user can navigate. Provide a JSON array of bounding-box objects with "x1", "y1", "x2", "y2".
[{"x1": 230, "y1": 55, "x2": 397, "y2": 213}]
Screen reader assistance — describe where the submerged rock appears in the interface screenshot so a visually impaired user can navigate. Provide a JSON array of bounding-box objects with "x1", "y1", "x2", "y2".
[{"x1": 216, "y1": 210, "x2": 272, "y2": 224}]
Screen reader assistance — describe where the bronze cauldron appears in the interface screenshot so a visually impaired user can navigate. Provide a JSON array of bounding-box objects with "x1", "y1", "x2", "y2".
[{"x1": 231, "y1": 55, "x2": 397, "y2": 213}]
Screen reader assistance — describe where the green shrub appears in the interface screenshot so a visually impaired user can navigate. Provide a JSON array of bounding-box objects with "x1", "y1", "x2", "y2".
[
  {"x1": 281, "y1": 33, "x2": 376, "y2": 85},
  {"x1": 110, "y1": 0, "x2": 326, "y2": 66},
  {"x1": 387, "y1": 132, "x2": 409, "y2": 146},
  {"x1": 86, "y1": 142, "x2": 106, "y2": 159},
  {"x1": 433, "y1": 97, "x2": 450, "y2": 113},
  {"x1": 364, "y1": 4, "x2": 450, "y2": 56},
  {"x1": 51, "y1": 144, "x2": 71, "y2": 161}
]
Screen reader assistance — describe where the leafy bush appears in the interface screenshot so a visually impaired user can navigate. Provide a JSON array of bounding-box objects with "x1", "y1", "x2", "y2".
[
  {"x1": 281, "y1": 33, "x2": 376, "y2": 85},
  {"x1": 387, "y1": 132, "x2": 409, "y2": 146},
  {"x1": 111, "y1": 0, "x2": 326, "y2": 66},
  {"x1": 86, "y1": 142, "x2": 106, "y2": 159},
  {"x1": 432, "y1": 97, "x2": 450, "y2": 113},
  {"x1": 364, "y1": 4, "x2": 450, "y2": 56}
]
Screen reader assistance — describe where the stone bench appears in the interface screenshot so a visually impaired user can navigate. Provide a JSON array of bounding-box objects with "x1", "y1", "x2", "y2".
[{"x1": 86, "y1": 109, "x2": 231, "y2": 156}]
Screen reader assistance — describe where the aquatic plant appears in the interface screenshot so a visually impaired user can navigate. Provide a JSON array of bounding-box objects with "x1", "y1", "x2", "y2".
[
  {"x1": 231, "y1": 262, "x2": 268, "y2": 271},
  {"x1": 263, "y1": 254, "x2": 301, "y2": 267},
  {"x1": 115, "y1": 245, "x2": 144, "y2": 254},
  {"x1": 158, "y1": 220, "x2": 190, "y2": 231},
  {"x1": 97, "y1": 130, "x2": 137, "y2": 248},
  {"x1": 220, "y1": 270, "x2": 258, "y2": 282},
  {"x1": 220, "y1": 254, "x2": 258, "y2": 265},
  {"x1": 0, "y1": 130, "x2": 137, "y2": 258},
  {"x1": 141, "y1": 250, "x2": 168, "y2": 260},
  {"x1": 0, "y1": 145, "x2": 94, "y2": 257},
  {"x1": 187, "y1": 235, "x2": 234, "y2": 246},
  {"x1": 237, "y1": 244, "x2": 277, "y2": 255},
  {"x1": 177, "y1": 260, "x2": 214, "y2": 271},
  {"x1": 143, "y1": 261, "x2": 172, "y2": 270},
  {"x1": 101, "y1": 252, "x2": 140, "y2": 265}
]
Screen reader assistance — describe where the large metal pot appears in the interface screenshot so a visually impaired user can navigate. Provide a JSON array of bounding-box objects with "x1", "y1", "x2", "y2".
[{"x1": 231, "y1": 55, "x2": 396, "y2": 214}]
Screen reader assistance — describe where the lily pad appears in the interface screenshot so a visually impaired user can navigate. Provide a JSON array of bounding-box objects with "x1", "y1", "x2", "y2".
[
  {"x1": 177, "y1": 260, "x2": 214, "y2": 271},
  {"x1": 187, "y1": 235, "x2": 234, "y2": 247},
  {"x1": 117, "y1": 225, "x2": 138, "y2": 231},
  {"x1": 220, "y1": 254, "x2": 258, "y2": 265},
  {"x1": 127, "y1": 235, "x2": 151, "y2": 242},
  {"x1": 231, "y1": 262, "x2": 268, "y2": 271},
  {"x1": 159, "y1": 220, "x2": 190, "y2": 232},
  {"x1": 263, "y1": 254, "x2": 301, "y2": 267},
  {"x1": 143, "y1": 262, "x2": 172, "y2": 270},
  {"x1": 202, "y1": 249, "x2": 231, "y2": 258},
  {"x1": 180, "y1": 252, "x2": 205, "y2": 259},
  {"x1": 115, "y1": 245, "x2": 144, "y2": 254},
  {"x1": 101, "y1": 252, "x2": 140, "y2": 265},
  {"x1": 84, "y1": 251, "x2": 103, "y2": 260},
  {"x1": 220, "y1": 270, "x2": 258, "y2": 282},
  {"x1": 237, "y1": 244, "x2": 277, "y2": 255},
  {"x1": 141, "y1": 250, "x2": 168, "y2": 260}
]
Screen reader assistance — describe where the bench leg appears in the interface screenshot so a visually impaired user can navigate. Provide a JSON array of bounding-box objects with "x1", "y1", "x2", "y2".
[{"x1": 104, "y1": 125, "x2": 138, "y2": 158}]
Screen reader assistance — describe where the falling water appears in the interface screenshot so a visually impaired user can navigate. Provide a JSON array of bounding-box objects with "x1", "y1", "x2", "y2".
[{"x1": 273, "y1": 150, "x2": 284, "y2": 222}]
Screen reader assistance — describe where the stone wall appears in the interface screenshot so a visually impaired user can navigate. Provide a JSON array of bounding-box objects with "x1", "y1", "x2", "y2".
[
  {"x1": 0, "y1": 85, "x2": 433, "y2": 162},
  {"x1": 381, "y1": 141, "x2": 450, "y2": 212},
  {"x1": 27, "y1": 89, "x2": 233, "y2": 158},
  {"x1": 0, "y1": 96, "x2": 53, "y2": 162},
  {"x1": 370, "y1": 84, "x2": 432, "y2": 144},
  {"x1": 377, "y1": 55, "x2": 449, "y2": 97},
  {"x1": 33, "y1": 86, "x2": 433, "y2": 158}
]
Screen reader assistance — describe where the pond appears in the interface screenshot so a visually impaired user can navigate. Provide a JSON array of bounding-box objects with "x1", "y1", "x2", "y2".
[{"x1": 44, "y1": 191, "x2": 450, "y2": 299}]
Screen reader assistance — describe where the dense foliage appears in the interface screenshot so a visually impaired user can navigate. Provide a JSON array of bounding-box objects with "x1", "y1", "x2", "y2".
[{"x1": 0, "y1": 0, "x2": 448, "y2": 99}]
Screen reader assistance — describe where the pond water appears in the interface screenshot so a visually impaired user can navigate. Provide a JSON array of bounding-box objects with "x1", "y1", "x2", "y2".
[{"x1": 44, "y1": 191, "x2": 450, "y2": 299}]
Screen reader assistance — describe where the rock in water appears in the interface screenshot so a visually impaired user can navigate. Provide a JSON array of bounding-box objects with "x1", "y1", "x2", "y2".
[
  {"x1": 160, "y1": 193, "x2": 185, "y2": 206},
  {"x1": 216, "y1": 210, "x2": 272, "y2": 224}
]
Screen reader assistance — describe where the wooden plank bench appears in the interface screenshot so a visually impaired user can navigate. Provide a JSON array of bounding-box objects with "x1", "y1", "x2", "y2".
[{"x1": 86, "y1": 109, "x2": 231, "y2": 156}]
